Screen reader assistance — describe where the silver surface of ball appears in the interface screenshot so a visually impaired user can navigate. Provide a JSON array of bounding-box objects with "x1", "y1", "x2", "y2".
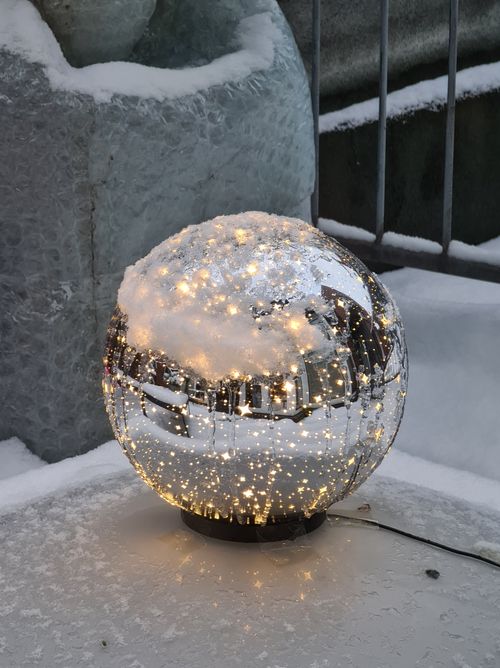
[{"x1": 103, "y1": 212, "x2": 407, "y2": 524}]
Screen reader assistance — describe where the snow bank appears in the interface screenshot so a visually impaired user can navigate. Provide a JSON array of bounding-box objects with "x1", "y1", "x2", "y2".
[
  {"x1": 381, "y1": 231, "x2": 442, "y2": 254},
  {"x1": 381, "y1": 266, "x2": 500, "y2": 480},
  {"x1": 449, "y1": 239, "x2": 500, "y2": 265},
  {"x1": 319, "y1": 217, "x2": 375, "y2": 242},
  {"x1": 377, "y1": 449, "x2": 500, "y2": 515},
  {"x1": 0, "y1": 0, "x2": 279, "y2": 103},
  {"x1": 320, "y1": 60, "x2": 500, "y2": 133},
  {"x1": 319, "y1": 218, "x2": 500, "y2": 265},
  {"x1": 0, "y1": 441, "x2": 129, "y2": 514},
  {"x1": 0, "y1": 437, "x2": 46, "y2": 480}
]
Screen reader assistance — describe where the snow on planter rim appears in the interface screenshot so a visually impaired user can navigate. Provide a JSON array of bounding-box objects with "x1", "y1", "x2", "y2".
[
  {"x1": 117, "y1": 211, "x2": 374, "y2": 382},
  {"x1": 0, "y1": 0, "x2": 280, "y2": 103},
  {"x1": 320, "y1": 60, "x2": 500, "y2": 133}
]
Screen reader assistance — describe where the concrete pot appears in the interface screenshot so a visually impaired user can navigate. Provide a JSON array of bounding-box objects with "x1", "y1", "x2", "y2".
[{"x1": 0, "y1": 0, "x2": 314, "y2": 461}]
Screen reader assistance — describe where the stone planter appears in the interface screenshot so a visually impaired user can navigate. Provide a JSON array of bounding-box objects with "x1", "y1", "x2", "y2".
[{"x1": 0, "y1": 0, "x2": 314, "y2": 461}]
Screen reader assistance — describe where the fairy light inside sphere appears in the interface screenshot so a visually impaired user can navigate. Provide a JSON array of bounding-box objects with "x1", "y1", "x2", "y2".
[{"x1": 103, "y1": 212, "x2": 407, "y2": 535}]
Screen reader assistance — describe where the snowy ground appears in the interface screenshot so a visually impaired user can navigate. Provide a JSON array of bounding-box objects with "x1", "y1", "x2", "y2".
[
  {"x1": 0, "y1": 437, "x2": 46, "y2": 481},
  {"x1": 1, "y1": 446, "x2": 500, "y2": 668},
  {"x1": 1, "y1": 263, "x2": 500, "y2": 667}
]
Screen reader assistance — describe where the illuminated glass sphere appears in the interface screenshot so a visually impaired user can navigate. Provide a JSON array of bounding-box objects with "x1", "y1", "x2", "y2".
[{"x1": 103, "y1": 212, "x2": 407, "y2": 526}]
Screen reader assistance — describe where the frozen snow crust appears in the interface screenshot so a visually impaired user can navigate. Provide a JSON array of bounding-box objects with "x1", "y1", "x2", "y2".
[
  {"x1": 382, "y1": 267, "x2": 500, "y2": 481},
  {"x1": 320, "y1": 60, "x2": 500, "y2": 133},
  {"x1": 118, "y1": 212, "x2": 377, "y2": 380},
  {"x1": 0, "y1": 0, "x2": 315, "y2": 461},
  {"x1": 1, "y1": 441, "x2": 500, "y2": 668}
]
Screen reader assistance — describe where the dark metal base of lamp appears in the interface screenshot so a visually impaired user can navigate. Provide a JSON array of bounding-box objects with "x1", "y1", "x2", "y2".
[{"x1": 180, "y1": 509, "x2": 327, "y2": 542}]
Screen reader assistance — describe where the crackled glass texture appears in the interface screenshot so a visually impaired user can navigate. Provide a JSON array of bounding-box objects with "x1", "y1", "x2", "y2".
[{"x1": 104, "y1": 213, "x2": 407, "y2": 523}]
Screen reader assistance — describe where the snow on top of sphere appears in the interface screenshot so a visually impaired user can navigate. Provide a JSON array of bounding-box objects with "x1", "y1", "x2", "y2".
[{"x1": 118, "y1": 211, "x2": 373, "y2": 381}]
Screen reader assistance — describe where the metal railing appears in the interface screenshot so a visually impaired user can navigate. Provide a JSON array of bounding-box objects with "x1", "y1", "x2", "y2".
[{"x1": 310, "y1": 0, "x2": 500, "y2": 284}]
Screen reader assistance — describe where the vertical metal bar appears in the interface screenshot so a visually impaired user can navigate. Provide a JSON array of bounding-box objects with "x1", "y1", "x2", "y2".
[
  {"x1": 442, "y1": 0, "x2": 459, "y2": 254},
  {"x1": 311, "y1": 0, "x2": 321, "y2": 227},
  {"x1": 375, "y1": 0, "x2": 389, "y2": 242}
]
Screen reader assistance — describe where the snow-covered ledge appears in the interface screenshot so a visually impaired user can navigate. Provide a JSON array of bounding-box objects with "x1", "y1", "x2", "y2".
[
  {"x1": 0, "y1": 0, "x2": 281, "y2": 103},
  {"x1": 320, "y1": 60, "x2": 500, "y2": 134},
  {"x1": 0, "y1": 0, "x2": 315, "y2": 462}
]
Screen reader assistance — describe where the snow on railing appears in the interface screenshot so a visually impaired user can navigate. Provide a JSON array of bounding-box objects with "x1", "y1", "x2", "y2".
[
  {"x1": 309, "y1": 0, "x2": 500, "y2": 283},
  {"x1": 318, "y1": 218, "x2": 500, "y2": 284}
]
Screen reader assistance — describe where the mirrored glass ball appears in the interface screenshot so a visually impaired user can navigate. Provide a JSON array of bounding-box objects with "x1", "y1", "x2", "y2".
[{"x1": 103, "y1": 212, "x2": 407, "y2": 524}]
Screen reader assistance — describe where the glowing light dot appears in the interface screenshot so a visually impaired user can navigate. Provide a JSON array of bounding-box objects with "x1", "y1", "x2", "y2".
[{"x1": 177, "y1": 281, "x2": 190, "y2": 294}]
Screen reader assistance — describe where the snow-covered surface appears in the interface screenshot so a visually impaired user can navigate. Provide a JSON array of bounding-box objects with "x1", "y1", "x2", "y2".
[
  {"x1": 377, "y1": 450, "x2": 500, "y2": 515},
  {"x1": 0, "y1": 437, "x2": 46, "y2": 481},
  {"x1": 319, "y1": 217, "x2": 500, "y2": 264},
  {"x1": 118, "y1": 212, "x2": 375, "y2": 380},
  {"x1": 381, "y1": 266, "x2": 500, "y2": 480},
  {"x1": 318, "y1": 217, "x2": 376, "y2": 242},
  {"x1": 0, "y1": 0, "x2": 279, "y2": 103},
  {"x1": 473, "y1": 540, "x2": 500, "y2": 563},
  {"x1": 2, "y1": 236, "x2": 500, "y2": 666},
  {"x1": 0, "y1": 448, "x2": 499, "y2": 667},
  {"x1": 449, "y1": 239, "x2": 500, "y2": 265},
  {"x1": 381, "y1": 230, "x2": 442, "y2": 254},
  {"x1": 479, "y1": 235, "x2": 500, "y2": 253},
  {"x1": 0, "y1": 441, "x2": 128, "y2": 513},
  {"x1": 320, "y1": 60, "x2": 500, "y2": 133}
]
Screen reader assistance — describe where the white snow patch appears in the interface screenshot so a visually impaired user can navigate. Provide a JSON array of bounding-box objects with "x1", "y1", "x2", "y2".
[
  {"x1": 479, "y1": 235, "x2": 500, "y2": 254},
  {"x1": 472, "y1": 540, "x2": 500, "y2": 564},
  {"x1": 318, "y1": 217, "x2": 375, "y2": 242},
  {"x1": 0, "y1": 0, "x2": 280, "y2": 103},
  {"x1": 320, "y1": 217, "x2": 500, "y2": 265},
  {"x1": 117, "y1": 212, "x2": 369, "y2": 380},
  {"x1": 449, "y1": 239, "x2": 500, "y2": 266},
  {"x1": 381, "y1": 263, "x2": 500, "y2": 480},
  {"x1": 381, "y1": 230, "x2": 442, "y2": 254},
  {"x1": 0, "y1": 441, "x2": 128, "y2": 515},
  {"x1": 320, "y1": 60, "x2": 500, "y2": 133},
  {"x1": 376, "y1": 450, "x2": 500, "y2": 515},
  {"x1": 320, "y1": 219, "x2": 440, "y2": 254},
  {"x1": 0, "y1": 437, "x2": 46, "y2": 480},
  {"x1": 142, "y1": 384, "x2": 188, "y2": 406},
  {"x1": 380, "y1": 264, "x2": 500, "y2": 304}
]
